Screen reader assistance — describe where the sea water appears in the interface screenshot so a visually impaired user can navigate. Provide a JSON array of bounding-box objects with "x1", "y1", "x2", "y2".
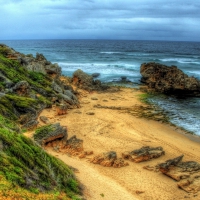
[{"x1": 1, "y1": 39, "x2": 200, "y2": 135}]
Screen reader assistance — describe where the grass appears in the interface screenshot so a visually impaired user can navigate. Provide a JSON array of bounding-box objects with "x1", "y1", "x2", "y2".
[
  {"x1": 0, "y1": 45, "x2": 82, "y2": 199},
  {"x1": 138, "y1": 93, "x2": 153, "y2": 104},
  {"x1": 0, "y1": 114, "x2": 81, "y2": 199}
]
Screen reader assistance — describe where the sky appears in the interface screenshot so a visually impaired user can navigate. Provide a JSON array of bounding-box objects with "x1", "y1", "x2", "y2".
[{"x1": 0, "y1": 0, "x2": 200, "y2": 41}]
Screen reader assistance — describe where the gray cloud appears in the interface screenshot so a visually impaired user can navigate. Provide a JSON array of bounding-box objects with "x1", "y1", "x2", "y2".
[{"x1": 0, "y1": 0, "x2": 200, "y2": 41}]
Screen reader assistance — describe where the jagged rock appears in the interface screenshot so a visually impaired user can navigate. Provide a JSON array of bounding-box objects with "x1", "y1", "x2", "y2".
[
  {"x1": 40, "y1": 116, "x2": 50, "y2": 124},
  {"x1": 178, "y1": 173, "x2": 200, "y2": 193},
  {"x1": 63, "y1": 90, "x2": 79, "y2": 104},
  {"x1": 72, "y1": 69, "x2": 107, "y2": 91},
  {"x1": 59, "y1": 93, "x2": 76, "y2": 105},
  {"x1": 20, "y1": 52, "x2": 61, "y2": 78},
  {"x1": 122, "y1": 146, "x2": 165, "y2": 163},
  {"x1": 52, "y1": 81, "x2": 63, "y2": 93},
  {"x1": 140, "y1": 62, "x2": 200, "y2": 97},
  {"x1": 22, "y1": 118, "x2": 39, "y2": 130},
  {"x1": 34, "y1": 123, "x2": 67, "y2": 145},
  {"x1": 158, "y1": 155, "x2": 200, "y2": 193},
  {"x1": 56, "y1": 104, "x2": 68, "y2": 115},
  {"x1": 90, "y1": 151, "x2": 128, "y2": 168},
  {"x1": 12, "y1": 81, "x2": 31, "y2": 96},
  {"x1": 65, "y1": 135, "x2": 83, "y2": 152},
  {"x1": 158, "y1": 155, "x2": 200, "y2": 181},
  {"x1": 158, "y1": 155, "x2": 184, "y2": 173}
]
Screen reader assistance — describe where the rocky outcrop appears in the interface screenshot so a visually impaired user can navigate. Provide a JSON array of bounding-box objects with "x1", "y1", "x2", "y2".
[
  {"x1": 122, "y1": 146, "x2": 165, "y2": 163},
  {"x1": 64, "y1": 135, "x2": 83, "y2": 152},
  {"x1": 20, "y1": 53, "x2": 61, "y2": 78},
  {"x1": 158, "y1": 155, "x2": 200, "y2": 193},
  {"x1": 90, "y1": 151, "x2": 129, "y2": 168},
  {"x1": 56, "y1": 104, "x2": 68, "y2": 115},
  {"x1": 72, "y1": 69, "x2": 108, "y2": 91},
  {"x1": 140, "y1": 62, "x2": 200, "y2": 97},
  {"x1": 12, "y1": 81, "x2": 31, "y2": 96},
  {"x1": 34, "y1": 123, "x2": 67, "y2": 145},
  {"x1": 56, "y1": 135, "x2": 94, "y2": 158}
]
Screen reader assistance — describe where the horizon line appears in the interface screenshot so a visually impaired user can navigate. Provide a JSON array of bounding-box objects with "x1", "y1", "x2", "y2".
[{"x1": 0, "y1": 38, "x2": 200, "y2": 43}]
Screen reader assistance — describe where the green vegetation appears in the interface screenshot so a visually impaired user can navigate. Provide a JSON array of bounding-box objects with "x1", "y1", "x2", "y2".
[
  {"x1": 138, "y1": 93, "x2": 153, "y2": 104},
  {"x1": 0, "y1": 54, "x2": 54, "y2": 95},
  {"x1": 0, "y1": 114, "x2": 81, "y2": 199},
  {"x1": 34, "y1": 124, "x2": 54, "y2": 142},
  {"x1": 0, "y1": 45, "x2": 81, "y2": 199}
]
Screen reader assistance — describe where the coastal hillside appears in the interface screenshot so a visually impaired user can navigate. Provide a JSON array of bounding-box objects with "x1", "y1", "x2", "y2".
[{"x1": 0, "y1": 44, "x2": 81, "y2": 200}]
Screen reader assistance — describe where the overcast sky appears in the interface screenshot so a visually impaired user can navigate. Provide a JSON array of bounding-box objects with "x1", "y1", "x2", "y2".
[{"x1": 1, "y1": 0, "x2": 200, "y2": 41}]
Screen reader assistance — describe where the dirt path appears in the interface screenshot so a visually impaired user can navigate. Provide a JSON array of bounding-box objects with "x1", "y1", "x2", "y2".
[{"x1": 28, "y1": 87, "x2": 200, "y2": 200}]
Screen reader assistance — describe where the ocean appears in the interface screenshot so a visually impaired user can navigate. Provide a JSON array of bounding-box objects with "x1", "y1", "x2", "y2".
[{"x1": 1, "y1": 39, "x2": 200, "y2": 136}]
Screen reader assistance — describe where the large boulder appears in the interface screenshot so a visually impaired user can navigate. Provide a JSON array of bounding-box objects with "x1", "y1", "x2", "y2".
[
  {"x1": 72, "y1": 69, "x2": 107, "y2": 91},
  {"x1": 140, "y1": 62, "x2": 200, "y2": 97}
]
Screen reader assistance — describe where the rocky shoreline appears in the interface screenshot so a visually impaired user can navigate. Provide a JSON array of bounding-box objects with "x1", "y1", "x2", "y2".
[{"x1": 1, "y1": 44, "x2": 200, "y2": 199}]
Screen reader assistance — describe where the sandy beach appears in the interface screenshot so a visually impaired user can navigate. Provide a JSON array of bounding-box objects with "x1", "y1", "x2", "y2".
[{"x1": 25, "y1": 87, "x2": 200, "y2": 200}]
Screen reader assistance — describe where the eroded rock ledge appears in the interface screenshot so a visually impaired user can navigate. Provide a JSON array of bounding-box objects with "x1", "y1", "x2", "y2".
[{"x1": 140, "y1": 62, "x2": 200, "y2": 97}]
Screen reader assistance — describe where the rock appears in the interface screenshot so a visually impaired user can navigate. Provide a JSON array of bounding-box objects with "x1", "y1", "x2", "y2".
[
  {"x1": 91, "y1": 97, "x2": 98, "y2": 100},
  {"x1": 34, "y1": 123, "x2": 67, "y2": 145},
  {"x1": 64, "y1": 135, "x2": 83, "y2": 153},
  {"x1": 20, "y1": 52, "x2": 61, "y2": 78},
  {"x1": 86, "y1": 112, "x2": 95, "y2": 115},
  {"x1": 51, "y1": 81, "x2": 63, "y2": 93},
  {"x1": 92, "y1": 73, "x2": 100, "y2": 78},
  {"x1": 158, "y1": 155, "x2": 200, "y2": 181},
  {"x1": 64, "y1": 90, "x2": 79, "y2": 104},
  {"x1": 140, "y1": 62, "x2": 200, "y2": 97},
  {"x1": 56, "y1": 104, "x2": 68, "y2": 115},
  {"x1": 44, "y1": 63, "x2": 61, "y2": 78},
  {"x1": 90, "y1": 151, "x2": 128, "y2": 168},
  {"x1": 122, "y1": 146, "x2": 165, "y2": 163},
  {"x1": 40, "y1": 116, "x2": 50, "y2": 124},
  {"x1": 121, "y1": 76, "x2": 127, "y2": 82},
  {"x1": 158, "y1": 155, "x2": 184, "y2": 173},
  {"x1": 22, "y1": 118, "x2": 39, "y2": 130},
  {"x1": 72, "y1": 69, "x2": 107, "y2": 91},
  {"x1": 178, "y1": 174, "x2": 200, "y2": 193},
  {"x1": 12, "y1": 81, "x2": 31, "y2": 96},
  {"x1": 158, "y1": 155, "x2": 200, "y2": 193}
]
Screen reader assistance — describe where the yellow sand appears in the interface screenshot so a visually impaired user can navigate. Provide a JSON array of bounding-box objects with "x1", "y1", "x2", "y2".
[{"x1": 26, "y1": 87, "x2": 200, "y2": 200}]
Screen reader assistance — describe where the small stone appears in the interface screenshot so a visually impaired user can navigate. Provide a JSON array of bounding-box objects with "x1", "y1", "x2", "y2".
[
  {"x1": 86, "y1": 112, "x2": 95, "y2": 115},
  {"x1": 91, "y1": 97, "x2": 98, "y2": 100}
]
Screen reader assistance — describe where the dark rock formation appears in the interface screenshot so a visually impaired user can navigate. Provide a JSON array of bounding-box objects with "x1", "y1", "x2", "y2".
[
  {"x1": 20, "y1": 53, "x2": 61, "y2": 78},
  {"x1": 140, "y1": 62, "x2": 200, "y2": 97},
  {"x1": 122, "y1": 146, "x2": 165, "y2": 163},
  {"x1": 72, "y1": 69, "x2": 108, "y2": 91},
  {"x1": 92, "y1": 73, "x2": 100, "y2": 78},
  {"x1": 12, "y1": 81, "x2": 31, "y2": 96},
  {"x1": 158, "y1": 155, "x2": 200, "y2": 193},
  {"x1": 34, "y1": 123, "x2": 67, "y2": 145},
  {"x1": 90, "y1": 151, "x2": 129, "y2": 168}
]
